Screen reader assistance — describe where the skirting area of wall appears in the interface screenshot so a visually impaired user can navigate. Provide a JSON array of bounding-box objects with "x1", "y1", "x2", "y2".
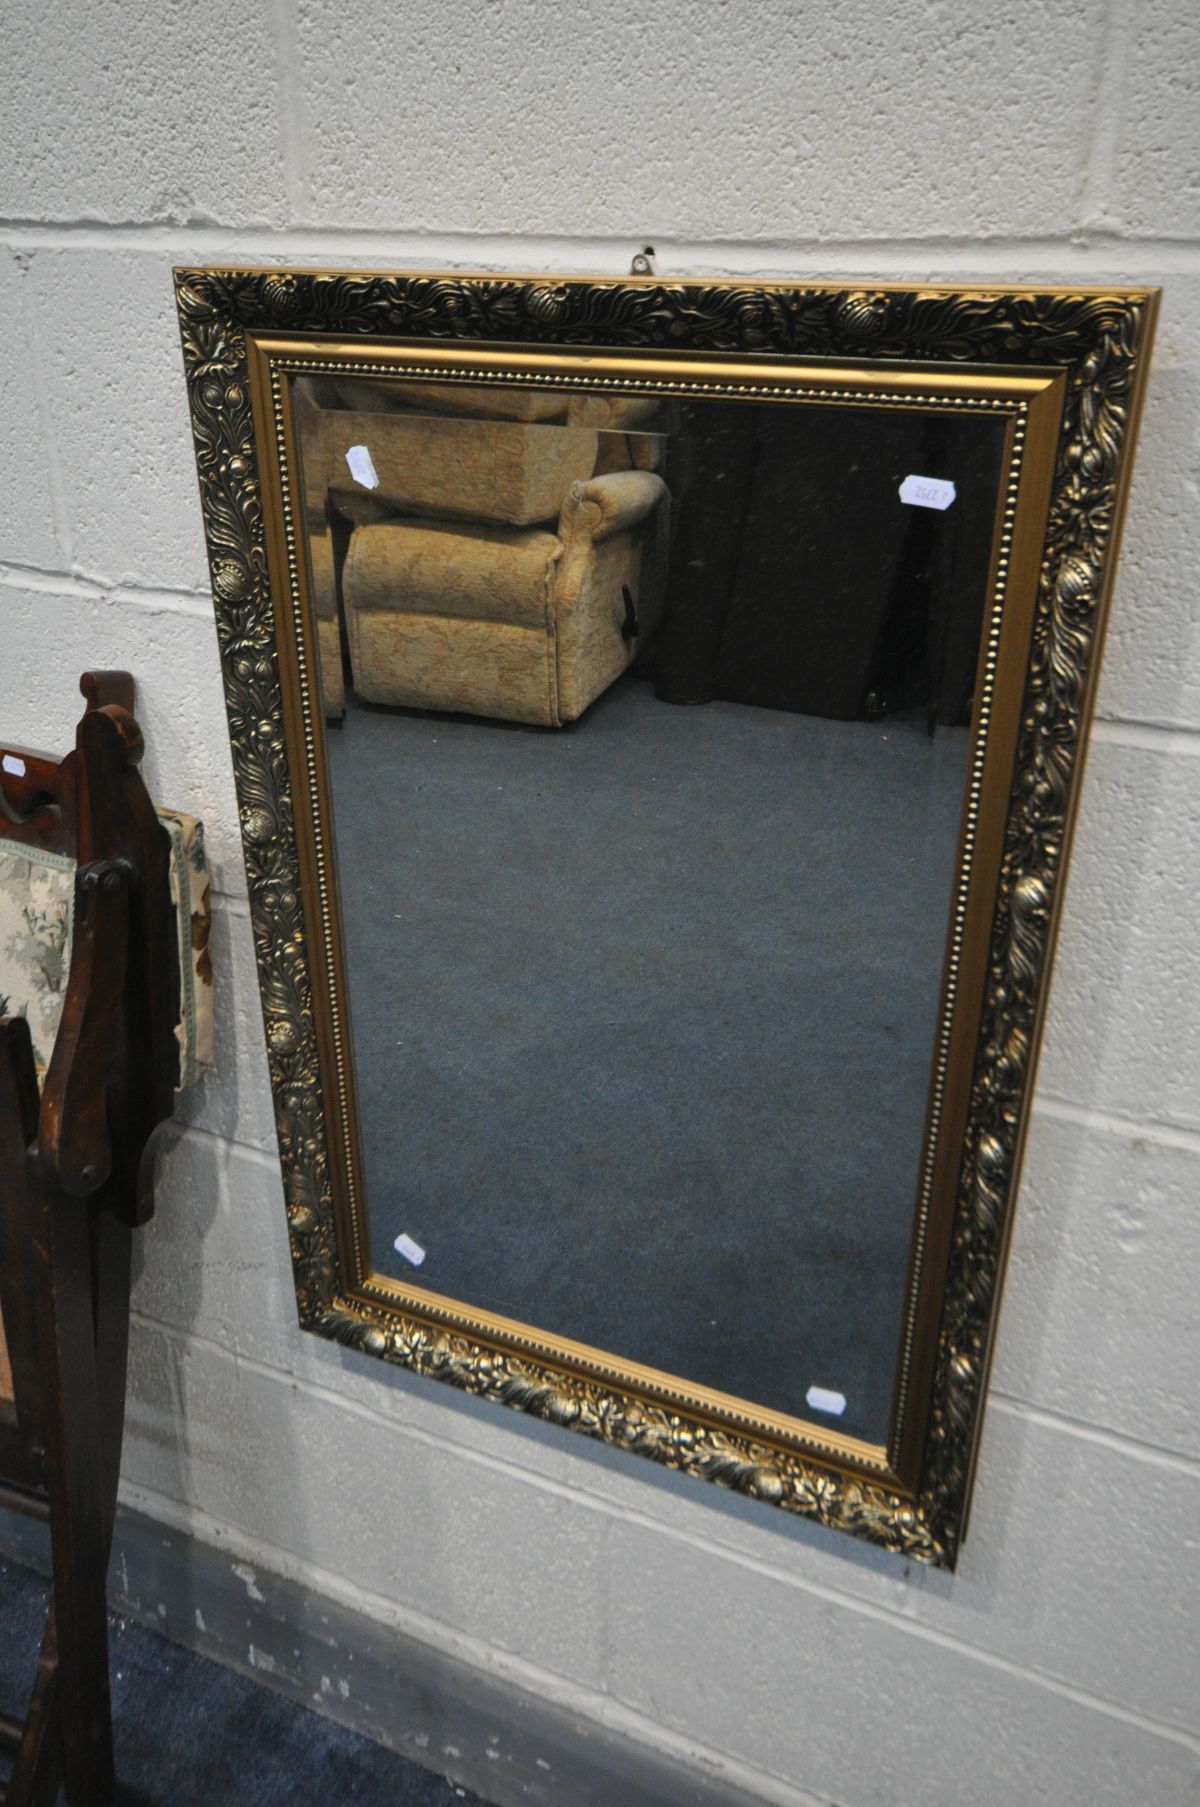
[{"x1": 0, "y1": 1501, "x2": 806, "y2": 1807}]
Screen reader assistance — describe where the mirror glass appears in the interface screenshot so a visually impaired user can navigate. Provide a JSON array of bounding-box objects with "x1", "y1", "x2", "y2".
[
  {"x1": 291, "y1": 372, "x2": 1007, "y2": 1444},
  {"x1": 0, "y1": 1300, "x2": 13, "y2": 1430}
]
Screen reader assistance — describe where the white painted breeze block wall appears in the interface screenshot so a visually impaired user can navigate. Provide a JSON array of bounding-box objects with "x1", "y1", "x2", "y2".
[{"x1": 2, "y1": 3, "x2": 1198, "y2": 1802}]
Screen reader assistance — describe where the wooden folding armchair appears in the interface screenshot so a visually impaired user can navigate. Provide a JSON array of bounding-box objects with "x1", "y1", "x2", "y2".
[{"x1": 0, "y1": 673, "x2": 180, "y2": 1806}]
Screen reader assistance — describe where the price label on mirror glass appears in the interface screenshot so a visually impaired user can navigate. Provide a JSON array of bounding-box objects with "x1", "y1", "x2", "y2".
[{"x1": 899, "y1": 473, "x2": 956, "y2": 510}]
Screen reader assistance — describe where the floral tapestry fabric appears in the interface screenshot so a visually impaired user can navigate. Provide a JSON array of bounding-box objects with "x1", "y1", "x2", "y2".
[
  {"x1": 159, "y1": 810, "x2": 214, "y2": 1090},
  {"x1": 0, "y1": 813, "x2": 213, "y2": 1090},
  {"x1": 0, "y1": 840, "x2": 73, "y2": 1078}
]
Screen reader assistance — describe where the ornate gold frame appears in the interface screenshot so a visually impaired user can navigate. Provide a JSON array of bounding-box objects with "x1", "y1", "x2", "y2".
[{"x1": 175, "y1": 269, "x2": 1157, "y2": 1567}]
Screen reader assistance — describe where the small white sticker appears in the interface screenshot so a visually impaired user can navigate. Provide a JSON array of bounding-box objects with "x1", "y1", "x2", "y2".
[
  {"x1": 393, "y1": 1232, "x2": 426, "y2": 1267},
  {"x1": 345, "y1": 444, "x2": 380, "y2": 489},
  {"x1": 2, "y1": 754, "x2": 26, "y2": 777},
  {"x1": 899, "y1": 474, "x2": 956, "y2": 511},
  {"x1": 805, "y1": 1386, "x2": 847, "y2": 1417}
]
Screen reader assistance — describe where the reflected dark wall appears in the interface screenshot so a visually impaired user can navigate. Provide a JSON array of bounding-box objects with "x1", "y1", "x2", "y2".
[{"x1": 653, "y1": 402, "x2": 1007, "y2": 729}]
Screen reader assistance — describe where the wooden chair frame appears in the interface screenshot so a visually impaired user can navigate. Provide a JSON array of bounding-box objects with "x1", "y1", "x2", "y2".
[{"x1": 0, "y1": 673, "x2": 179, "y2": 1806}]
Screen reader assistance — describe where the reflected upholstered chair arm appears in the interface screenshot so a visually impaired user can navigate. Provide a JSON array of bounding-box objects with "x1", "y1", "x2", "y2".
[
  {"x1": 552, "y1": 471, "x2": 671, "y2": 723},
  {"x1": 557, "y1": 470, "x2": 669, "y2": 546}
]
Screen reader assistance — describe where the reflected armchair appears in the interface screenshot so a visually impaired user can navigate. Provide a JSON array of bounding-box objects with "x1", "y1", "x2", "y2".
[
  {"x1": 294, "y1": 379, "x2": 668, "y2": 726},
  {"x1": 296, "y1": 378, "x2": 671, "y2": 726},
  {"x1": 342, "y1": 467, "x2": 670, "y2": 727}
]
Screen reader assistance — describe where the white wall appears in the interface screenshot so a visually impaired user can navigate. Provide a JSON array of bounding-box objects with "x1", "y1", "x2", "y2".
[{"x1": 3, "y1": 3, "x2": 1198, "y2": 1802}]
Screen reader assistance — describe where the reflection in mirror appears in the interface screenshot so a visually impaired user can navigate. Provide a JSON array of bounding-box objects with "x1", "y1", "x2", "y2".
[
  {"x1": 0, "y1": 1299, "x2": 12, "y2": 1431},
  {"x1": 292, "y1": 373, "x2": 1007, "y2": 1444}
]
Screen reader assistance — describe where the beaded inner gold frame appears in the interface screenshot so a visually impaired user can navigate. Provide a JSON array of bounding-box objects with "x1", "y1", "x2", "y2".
[{"x1": 175, "y1": 270, "x2": 1157, "y2": 1567}]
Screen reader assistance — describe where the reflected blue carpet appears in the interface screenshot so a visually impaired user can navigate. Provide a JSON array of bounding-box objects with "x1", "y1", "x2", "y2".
[
  {"x1": 0, "y1": 1556, "x2": 496, "y2": 1807},
  {"x1": 326, "y1": 674, "x2": 969, "y2": 1443}
]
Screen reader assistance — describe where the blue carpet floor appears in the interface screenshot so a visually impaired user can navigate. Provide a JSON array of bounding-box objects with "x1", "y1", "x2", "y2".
[
  {"x1": 0, "y1": 1556, "x2": 497, "y2": 1807},
  {"x1": 327, "y1": 674, "x2": 968, "y2": 1443}
]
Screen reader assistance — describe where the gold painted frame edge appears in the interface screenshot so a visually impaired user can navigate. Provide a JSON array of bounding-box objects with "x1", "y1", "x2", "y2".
[{"x1": 174, "y1": 268, "x2": 1159, "y2": 1567}]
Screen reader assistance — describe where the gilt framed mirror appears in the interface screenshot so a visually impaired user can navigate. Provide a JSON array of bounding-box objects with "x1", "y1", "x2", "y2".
[{"x1": 175, "y1": 269, "x2": 1157, "y2": 1566}]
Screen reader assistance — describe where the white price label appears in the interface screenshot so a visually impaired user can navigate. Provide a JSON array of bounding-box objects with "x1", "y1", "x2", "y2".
[
  {"x1": 393, "y1": 1232, "x2": 426, "y2": 1267},
  {"x1": 345, "y1": 444, "x2": 380, "y2": 489},
  {"x1": 2, "y1": 754, "x2": 26, "y2": 777},
  {"x1": 805, "y1": 1386, "x2": 847, "y2": 1417},
  {"x1": 899, "y1": 474, "x2": 956, "y2": 511}
]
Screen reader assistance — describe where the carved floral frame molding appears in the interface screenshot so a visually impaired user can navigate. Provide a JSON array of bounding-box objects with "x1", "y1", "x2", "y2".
[{"x1": 175, "y1": 269, "x2": 1157, "y2": 1567}]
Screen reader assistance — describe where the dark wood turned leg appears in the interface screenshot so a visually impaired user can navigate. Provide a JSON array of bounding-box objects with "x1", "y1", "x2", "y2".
[{"x1": 32, "y1": 1175, "x2": 115, "y2": 1806}]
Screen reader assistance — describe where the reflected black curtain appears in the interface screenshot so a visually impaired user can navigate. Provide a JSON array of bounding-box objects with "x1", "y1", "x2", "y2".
[{"x1": 653, "y1": 403, "x2": 1000, "y2": 726}]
